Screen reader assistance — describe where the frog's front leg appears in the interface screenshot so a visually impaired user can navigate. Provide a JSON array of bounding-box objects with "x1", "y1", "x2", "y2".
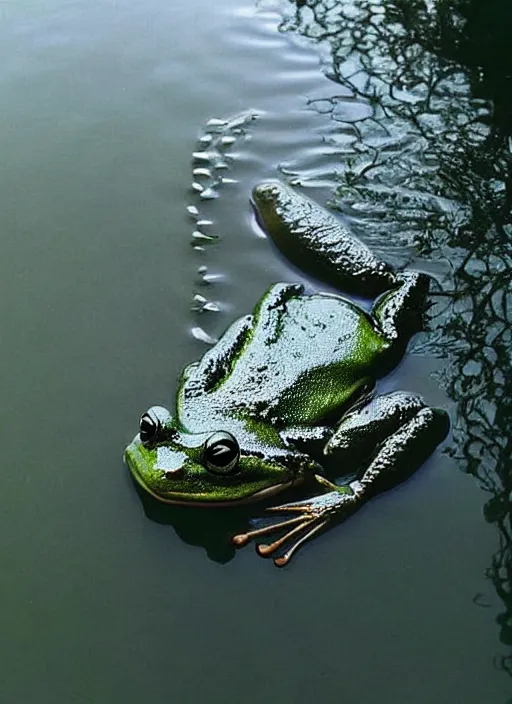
[{"x1": 232, "y1": 392, "x2": 449, "y2": 566}]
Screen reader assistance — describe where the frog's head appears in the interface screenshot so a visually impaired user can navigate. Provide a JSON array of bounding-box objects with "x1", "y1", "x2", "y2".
[{"x1": 124, "y1": 406, "x2": 306, "y2": 505}]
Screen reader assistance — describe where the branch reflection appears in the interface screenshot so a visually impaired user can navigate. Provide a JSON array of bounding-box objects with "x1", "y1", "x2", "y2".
[{"x1": 277, "y1": 0, "x2": 511, "y2": 674}]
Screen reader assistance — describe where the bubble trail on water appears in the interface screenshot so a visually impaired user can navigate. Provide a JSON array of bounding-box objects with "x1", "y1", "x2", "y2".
[{"x1": 185, "y1": 110, "x2": 262, "y2": 345}]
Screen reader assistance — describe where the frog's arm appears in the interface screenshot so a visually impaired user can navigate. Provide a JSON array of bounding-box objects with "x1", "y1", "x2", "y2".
[
  {"x1": 181, "y1": 314, "x2": 254, "y2": 396},
  {"x1": 324, "y1": 390, "x2": 426, "y2": 457},
  {"x1": 329, "y1": 393, "x2": 449, "y2": 501},
  {"x1": 233, "y1": 391, "x2": 449, "y2": 566}
]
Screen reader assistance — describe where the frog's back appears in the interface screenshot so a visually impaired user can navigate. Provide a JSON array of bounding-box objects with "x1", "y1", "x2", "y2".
[{"x1": 222, "y1": 287, "x2": 388, "y2": 426}]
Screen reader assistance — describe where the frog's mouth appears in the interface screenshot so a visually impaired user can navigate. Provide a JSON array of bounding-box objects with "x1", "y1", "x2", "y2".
[
  {"x1": 124, "y1": 436, "x2": 301, "y2": 506},
  {"x1": 130, "y1": 471, "x2": 295, "y2": 507}
]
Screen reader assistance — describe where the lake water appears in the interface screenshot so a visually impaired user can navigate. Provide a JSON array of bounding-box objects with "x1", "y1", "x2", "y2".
[{"x1": 0, "y1": 1, "x2": 510, "y2": 702}]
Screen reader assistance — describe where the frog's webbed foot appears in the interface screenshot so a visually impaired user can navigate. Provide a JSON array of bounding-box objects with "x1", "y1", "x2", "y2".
[{"x1": 232, "y1": 476, "x2": 357, "y2": 567}]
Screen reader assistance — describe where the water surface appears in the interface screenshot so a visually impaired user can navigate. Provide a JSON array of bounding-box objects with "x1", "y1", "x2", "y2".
[{"x1": 0, "y1": 1, "x2": 509, "y2": 702}]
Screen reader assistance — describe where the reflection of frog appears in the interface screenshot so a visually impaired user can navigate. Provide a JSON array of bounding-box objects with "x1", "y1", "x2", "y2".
[{"x1": 125, "y1": 181, "x2": 449, "y2": 566}]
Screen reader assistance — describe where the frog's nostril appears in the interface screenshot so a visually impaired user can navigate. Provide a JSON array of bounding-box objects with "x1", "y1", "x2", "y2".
[{"x1": 139, "y1": 412, "x2": 158, "y2": 444}]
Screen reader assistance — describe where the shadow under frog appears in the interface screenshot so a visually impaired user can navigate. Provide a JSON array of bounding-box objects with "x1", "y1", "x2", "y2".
[{"x1": 125, "y1": 182, "x2": 450, "y2": 566}]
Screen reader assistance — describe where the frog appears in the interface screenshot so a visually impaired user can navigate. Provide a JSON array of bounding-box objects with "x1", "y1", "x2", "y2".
[{"x1": 124, "y1": 181, "x2": 449, "y2": 566}]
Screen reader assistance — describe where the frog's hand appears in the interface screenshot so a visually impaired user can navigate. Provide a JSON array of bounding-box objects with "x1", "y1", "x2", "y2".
[
  {"x1": 233, "y1": 392, "x2": 449, "y2": 566},
  {"x1": 232, "y1": 480, "x2": 356, "y2": 567},
  {"x1": 252, "y1": 181, "x2": 396, "y2": 297}
]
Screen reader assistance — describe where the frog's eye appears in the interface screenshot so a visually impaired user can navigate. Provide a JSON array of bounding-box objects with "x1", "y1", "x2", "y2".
[
  {"x1": 139, "y1": 406, "x2": 174, "y2": 445},
  {"x1": 139, "y1": 413, "x2": 158, "y2": 443},
  {"x1": 203, "y1": 431, "x2": 240, "y2": 475}
]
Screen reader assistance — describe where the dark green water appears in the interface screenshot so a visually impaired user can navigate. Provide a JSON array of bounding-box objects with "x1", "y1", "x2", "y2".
[{"x1": 0, "y1": 0, "x2": 510, "y2": 701}]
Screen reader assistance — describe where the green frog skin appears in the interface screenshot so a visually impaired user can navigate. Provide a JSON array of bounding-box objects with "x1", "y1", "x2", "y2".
[{"x1": 125, "y1": 181, "x2": 449, "y2": 566}]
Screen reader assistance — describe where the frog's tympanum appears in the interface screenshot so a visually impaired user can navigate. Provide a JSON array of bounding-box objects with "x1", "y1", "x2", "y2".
[{"x1": 125, "y1": 181, "x2": 449, "y2": 566}]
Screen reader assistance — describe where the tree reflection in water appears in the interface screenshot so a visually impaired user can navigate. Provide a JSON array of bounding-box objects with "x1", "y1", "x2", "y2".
[{"x1": 275, "y1": 0, "x2": 511, "y2": 675}]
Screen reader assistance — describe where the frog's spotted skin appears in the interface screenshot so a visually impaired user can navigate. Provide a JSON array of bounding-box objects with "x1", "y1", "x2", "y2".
[
  {"x1": 125, "y1": 181, "x2": 449, "y2": 566},
  {"x1": 180, "y1": 283, "x2": 386, "y2": 430}
]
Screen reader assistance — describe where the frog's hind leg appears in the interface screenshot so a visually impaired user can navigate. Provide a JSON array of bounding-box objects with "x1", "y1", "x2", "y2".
[
  {"x1": 234, "y1": 391, "x2": 449, "y2": 566},
  {"x1": 252, "y1": 181, "x2": 397, "y2": 297},
  {"x1": 372, "y1": 271, "x2": 431, "y2": 348}
]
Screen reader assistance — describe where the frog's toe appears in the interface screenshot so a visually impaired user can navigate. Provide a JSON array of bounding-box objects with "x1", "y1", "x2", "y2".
[
  {"x1": 266, "y1": 482, "x2": 354, "y2": 518},
  {"x1": 232, "y1": 482, "x2": 357, "y2": 566},
  {"x1": 258, "y1": 518, "x2": 329, "y2": 567},
  {"x1": 232, "y1": 514, "x2": 307, "y2": 548},
  {"x1": 232, "y1": 512, "x2": 328, "y2": 566}
]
